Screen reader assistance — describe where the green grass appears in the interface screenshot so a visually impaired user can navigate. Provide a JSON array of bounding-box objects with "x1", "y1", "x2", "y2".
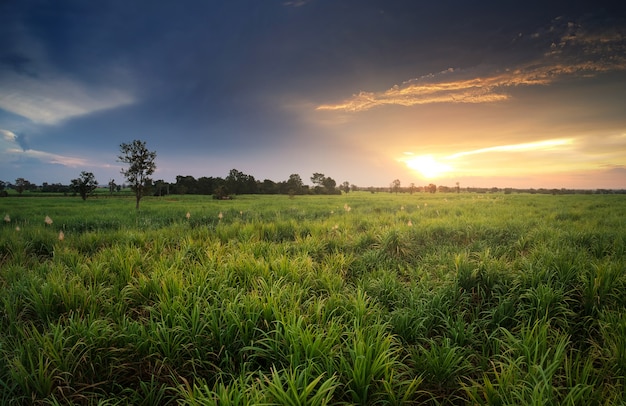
[{"x1": 0, "y1": 192, "x2": 625, "y2": 404}]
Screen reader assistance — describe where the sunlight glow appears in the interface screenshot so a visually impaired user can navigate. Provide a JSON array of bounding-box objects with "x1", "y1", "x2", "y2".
[
  {"x1": 403, "y1": 154, "x2": 452, "y2": 179},
  {"x1": 400, "y1": 138, "x2": 576, "y2": 180}
]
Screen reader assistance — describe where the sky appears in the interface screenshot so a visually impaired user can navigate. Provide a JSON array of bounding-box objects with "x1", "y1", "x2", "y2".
[{"x1": 1, "y1": 0, "x2": 626, "y2": 190}]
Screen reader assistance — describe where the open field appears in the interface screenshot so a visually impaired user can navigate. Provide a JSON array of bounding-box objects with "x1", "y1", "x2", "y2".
[{"x1": 1, "y1": 192, "x2": 626, "y2": 405}]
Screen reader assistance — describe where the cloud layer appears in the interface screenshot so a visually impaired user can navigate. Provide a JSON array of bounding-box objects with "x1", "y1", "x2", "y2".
[{"x1": 317, "y1": 20, "x2": 626, "y2": 112}]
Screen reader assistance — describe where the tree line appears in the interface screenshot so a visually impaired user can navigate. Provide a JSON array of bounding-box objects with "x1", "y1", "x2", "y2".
[
  {"x1": 1, "y1": 140, "x2": 349, "y2": 207},
  {"x1": 3, "y1": 140, "x2": 624, "y2": 205}
]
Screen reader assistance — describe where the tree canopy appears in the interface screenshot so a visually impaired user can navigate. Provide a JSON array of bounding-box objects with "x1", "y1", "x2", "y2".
[
  {"x1": 70, "y1": 171, "x2": 98, "y2": 200},
  {"x1": 118, "y1": 140, "x2": 157, "y2": 209}
]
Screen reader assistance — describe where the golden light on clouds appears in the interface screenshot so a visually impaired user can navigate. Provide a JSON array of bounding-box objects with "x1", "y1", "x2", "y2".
[
  {"x1": 316, "y1": 24, "x2": 626, "y2": 114},
  {"x1": 447, "y1": 138, "x2": 573, "y2": 159},
  {"x1": 400, "y1": 138, "x2": 577, "y2": 180},
  {"x1": 314, "y1": 60, "x2": 625, "y2": 113}
]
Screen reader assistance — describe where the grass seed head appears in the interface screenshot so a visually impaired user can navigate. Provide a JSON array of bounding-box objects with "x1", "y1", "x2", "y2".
[
  {"x1": 45, "y1": 215, "x2": 53, "y2": 225},
  {"x1": 186, "y1": 211, "x2": 191, "y2": 220},
  {"x1": 3, "y1": 214, "x2": 9, "y2": 223},
  {"x1": 58, "y1": 230, "x2": 65, "y2": 241},
  {"x1": 15, "y1": 226, "x2": 20, "y2": 232},
  {"x1": 218, "y1": 211, "x2": 223, "y2": 219}
]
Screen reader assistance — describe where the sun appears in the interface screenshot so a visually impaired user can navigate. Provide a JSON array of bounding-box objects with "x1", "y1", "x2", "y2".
[{"x1": 404, "y1": 154, "x2": 452, "y2": 179}]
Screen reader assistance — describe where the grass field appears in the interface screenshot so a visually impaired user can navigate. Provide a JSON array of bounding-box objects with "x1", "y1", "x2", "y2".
[{"x1": 1, "y1": 192, "x2": 625, "y2": 405}]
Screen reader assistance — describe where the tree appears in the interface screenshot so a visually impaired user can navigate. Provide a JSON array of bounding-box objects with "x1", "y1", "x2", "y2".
[
  {"x1": 286, "y1": 174, "x2": 304, "y2": 195},
  {"x1": 226, "y1": 169, "x2": 257, "y2": 195},
  {"x1": 108, "y1": 179, "x2": 117, "y2": 195},
  {"x1": 322, "y1": 176, "x2": 337, "y2": 193},
  {"x1": 153, "y1": 179, "x2": 170, "y2": 196},
  {"x1": 341, "y1": 181, "x2": 350, "y2": 193},
  {"x1": 391, "y1": 179, "x2": 401, "y2": 194},
  {"x1": 259, "y1": 179, "x2": 278, "y2": 194},
  {"x1": 118, "y1": 140, "x2": 157, "y2": 209},
  {"x1": 175, "y1": 175, "x2": 197, "y2": 195},
  {"x1": 310, "y1": 173, "x2": 339, "y2": 194},
  {"x1": 70, "y1": 171, "x2": 98, "y2": 200},
  {"x1": 15, "y1": 178, "x2": 28, "y2": 194},
  {"x1": 311, "y1": 173, "x2": 325, "y2": 188}
]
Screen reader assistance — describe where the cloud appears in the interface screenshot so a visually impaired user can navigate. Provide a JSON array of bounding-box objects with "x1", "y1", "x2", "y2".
[
  {"x1": 317, "y1": 18, "x2": 626, "y2": 112},
  {"x1": 1, "y1": 127, "x2": 88, "y2": 167},
  {"x1": 0, "y1": 129, "x2": 17, "y2": 142},
  {"x1": 447, "y1": 138, "x2": 574, "y2": 159},
  {"x1": 0, "y1": 71, "x2": 135, "y2": 125}
]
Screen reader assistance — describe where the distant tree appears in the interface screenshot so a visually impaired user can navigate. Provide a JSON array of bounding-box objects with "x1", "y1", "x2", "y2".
[
  {"x1": 286, "y1": 174, "x2": 304, "y2": 194},
  {"x1": 391, "y1": 179, "x2": 401, "y2": 194},
  {"x1": 108, "y1": 179, "x2": 117, "y2": 195},
  {"x1": 213, "y1": 184, "x2": 229, "y2": 199},
  {"x1": 41, "y1": 182, "x2": 69, "y2": 193},
  {"x1": 322, "y1": 176, "x2": 337, "y2": 194},
  {"x1": 428, "y1": 183, "x2": 437, "y2": 193},
  {"x1": 15, "y1": 178, "x2": 31, "y2": 194},
  {"x1": 226, "y1": 169, "x2": 244, "y2": 195},
  {"x1": 456, "y1": 181, "x2": 460, "y2": 194},
  {"x1": 310, "y1": 173, "x2": 339, "y2": 194},
  {"x1": 341, "y1": 181, "x2": 350, "y2": 193},
  {"x1": 153, "y1": 179, "x2": 170, "y2": 196},
  {"x1": 310, "y1": 173, "x2": 325, "y2": 192},
  {"x1": 70, "y1": 171, "x2": 99, "y2": 200},
  {"x1": 226, "y1": 169, "x2": 257, "y2": 195},
  {"x1": 118, "y1": 140, "x2": 157, "y2": 209},
  {"x1": 260, "y1": 179, "x2": 278, "y2": 194},
  {"x1": 175, "y1": 175, "x2": 197, "y2": 195},
  {"x1": 409, "y1": 182, "x2": 416, "y2": 194},
  {"x1": 198, "y1": 176, "x2": 222, "y2": 195}
]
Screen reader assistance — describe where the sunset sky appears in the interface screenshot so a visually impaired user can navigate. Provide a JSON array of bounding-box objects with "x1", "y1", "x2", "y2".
[{"x1": 1, "y1": 0, "x2": 626, "y2": 189}]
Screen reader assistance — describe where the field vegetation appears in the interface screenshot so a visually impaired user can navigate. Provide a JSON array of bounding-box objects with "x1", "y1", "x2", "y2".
[{"x1": 1, "y1": 192, "x2": 625, "y2": 404}]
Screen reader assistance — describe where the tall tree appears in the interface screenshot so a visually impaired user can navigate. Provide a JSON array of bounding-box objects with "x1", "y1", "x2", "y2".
[
  {"x1": 118, "y1": 140, "x2": 157, "y2": 209},
  {"x1": 70, "y1": 171, "x2": 98, "y2": 200}
]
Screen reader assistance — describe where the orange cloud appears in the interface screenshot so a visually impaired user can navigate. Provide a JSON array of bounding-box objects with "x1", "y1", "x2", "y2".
[{"x1": 317, "y1": 23, "x2": 626, "y2": 113}]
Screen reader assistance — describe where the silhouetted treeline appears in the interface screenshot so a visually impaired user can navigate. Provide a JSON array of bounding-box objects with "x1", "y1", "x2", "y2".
[
  {"x1": 154, "y1": 169, "x2": 344, "y2": 197},
  {"x1": 2, "y1": 171, "x2": 625, "y2": 198}
]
